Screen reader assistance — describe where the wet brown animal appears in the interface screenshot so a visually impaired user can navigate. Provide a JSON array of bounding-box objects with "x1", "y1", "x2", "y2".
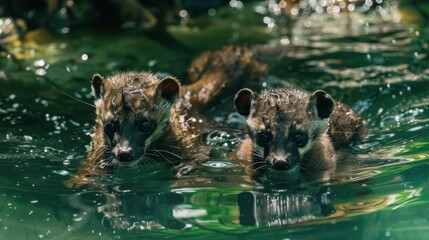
[
  {"x1": 233, "y1": 88, "x2": 367, "y2": 182},
  {"x1": 66, "y1": 45, "x2": 267, "y2": 187}
]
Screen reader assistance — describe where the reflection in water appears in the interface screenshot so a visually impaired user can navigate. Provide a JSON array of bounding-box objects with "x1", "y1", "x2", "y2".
[
  {"x1": 236, "y1": 188, "x2": 334, "y2": 227},
  {"x1": 69, "y1": 188, "x2": 188, "y2": 232},
  {"x1": 98, "y1": 190, "x2": 186, "y2": 231}
]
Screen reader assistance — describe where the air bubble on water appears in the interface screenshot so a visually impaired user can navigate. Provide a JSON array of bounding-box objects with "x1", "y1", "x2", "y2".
[
  {"x1": 202, "y1": 161, "x2": 237, "y2": 169},
  {"x1": 63, "y1": 159, "x2": 71, "y2": 166}
]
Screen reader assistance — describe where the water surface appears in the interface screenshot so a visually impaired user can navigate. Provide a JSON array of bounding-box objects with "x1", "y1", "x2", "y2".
[{"x1": 1, "y1": 1, "x2": 429, "y2": 239}]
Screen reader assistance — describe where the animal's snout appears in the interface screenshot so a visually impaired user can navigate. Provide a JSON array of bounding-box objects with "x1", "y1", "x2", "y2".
[
  {"x1": 117, "y1": 148, "x2": 134, "y2": 163},
  {"x1": 271, "y1": 153, "x2": 291, "y2": 171}
]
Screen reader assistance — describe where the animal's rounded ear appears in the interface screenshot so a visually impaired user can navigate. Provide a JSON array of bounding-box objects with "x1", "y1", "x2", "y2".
[
  {"x1": 234, "y1": 88, "x2": 255, "y2": 117},
  {"x1": 157, "y1": 77, "x2": 180, "y2": 103},
  {"x1": 92, "y1": 74, "x2": 104, "y2": 99},
  {"x1": 309, "y1": 90, "x2": 334, "y2": 119}
]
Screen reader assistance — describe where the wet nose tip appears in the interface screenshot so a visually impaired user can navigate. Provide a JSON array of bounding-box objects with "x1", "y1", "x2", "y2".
[
  {"x1": 117, "y1": 149, "x2": 133, "y2": 163},
  {"x1": 272, "y1": 159, "x2": 290, "y2": 171}
]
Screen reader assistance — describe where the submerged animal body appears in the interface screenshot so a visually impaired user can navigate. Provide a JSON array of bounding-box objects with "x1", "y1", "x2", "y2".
[
  {"x1": 67, "y1": 45, "x2": 267, "y2": 187},
  {"x1": 233, "y1": 88, "x2": 367, "y2": 181}
]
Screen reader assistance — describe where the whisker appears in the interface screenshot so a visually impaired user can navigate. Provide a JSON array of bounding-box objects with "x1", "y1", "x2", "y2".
[
  {"x1": 151, "y1": 149, "x2": 183, "y2": 160},
  {"x1": 252, "y1": 165, "x2": 267, "y2": 173},
  {"x1": 62, "y1": 92, "x2": 95, "y2": 107},
  {"x1": 148, "y1": 150, "x2": 174, "y2": 164},
  {"x1": 143, "y1": 156, "x2": 162, "y2": 167},
  {"x1": 298, "y1": 164, "x2": 311, "y2": 173}
]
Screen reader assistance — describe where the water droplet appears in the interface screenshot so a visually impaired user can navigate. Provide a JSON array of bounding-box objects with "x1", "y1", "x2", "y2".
[
  {"x1": 34, "y1": 59, "x2": 45, "y2": 67},
  {"x1": 179, "y1": 10, "x2": 188, "y2": 18},
  {"x1": 53, "y1": 170, "x2": 69, "y2": 176},
  {"x1": 148, "y1": 60, "x2": 157, "y2": 67},
  {"x1": 208, "y1": 8, "x2": 216, "y2": 16},
  {"x1": 23, "y1": 135, "x2": 33, "y2": 141}
]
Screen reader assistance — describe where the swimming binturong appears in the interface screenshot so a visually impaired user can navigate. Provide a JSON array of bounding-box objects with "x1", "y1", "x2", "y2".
[
  {"x1": 233, "y1": 87, "x2": 368, "y2": 182},
  {"x1": 66, "y1": 45, "x2": 267, "y2": 188}
]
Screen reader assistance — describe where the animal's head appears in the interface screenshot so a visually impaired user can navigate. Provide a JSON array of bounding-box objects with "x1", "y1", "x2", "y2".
[
  {"x1": 234, "y1": 88, "x2": 334, "y2": 176},
  {"x1": 92, "y1": 72, "x2": 180, "y2": 167}
]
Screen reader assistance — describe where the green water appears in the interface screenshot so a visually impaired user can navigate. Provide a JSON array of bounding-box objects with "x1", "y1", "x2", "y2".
[{"x1": 1, "y1": 1, "x2": 429, "y2": 239}]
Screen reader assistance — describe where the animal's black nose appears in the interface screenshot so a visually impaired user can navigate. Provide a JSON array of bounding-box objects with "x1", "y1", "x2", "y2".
[
  {"x1": 271, "y1": 153, "x2": 292, "y2": 171},
  {"x1": 272, "y1": 159, "x2": 290, "y2": 170},
  {"x1": 117, "y1": 149, "x2": 133, "y2": 163}
]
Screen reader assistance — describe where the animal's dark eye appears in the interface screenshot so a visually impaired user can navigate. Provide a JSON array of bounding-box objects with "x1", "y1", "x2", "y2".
[
  {"x1": 139, "y1": 118, "x2": 153, "y2": 133},
  {"x1": 293, "y1": 131, "x2": 308, "y2": 148},
  {"x1": 256, "y1": 131, "x2": 272, "y2": 147},
  {"x1": 104, "y1": 120, "x2": 117, "y2": 135}
]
